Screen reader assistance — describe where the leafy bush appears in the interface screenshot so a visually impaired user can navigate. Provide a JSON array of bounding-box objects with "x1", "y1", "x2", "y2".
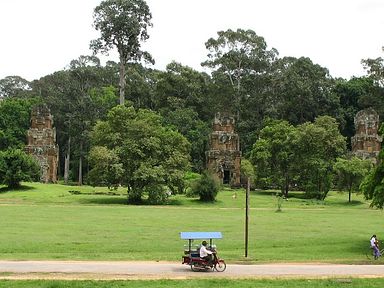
[
  {"x1": 0, "y1": 149, "x2": 40, "y2": 188},
  {"x1": 184, "y1": 171, "x2": 201, "y2": 196},
  {"x1": 146, "y1": 185, "x2": 169, "y2": 205},
  {"x1": 190, "y1": 171, "x2": 219, "y2": 202}
]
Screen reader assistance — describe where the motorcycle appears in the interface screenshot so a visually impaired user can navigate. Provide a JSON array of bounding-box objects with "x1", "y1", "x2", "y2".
[
  {"x1": 189, "y1": 249, "x2": 227, "y2": 272},
  {"x1": 180, "y1": 231, "x2": 227, "y2": 272}
]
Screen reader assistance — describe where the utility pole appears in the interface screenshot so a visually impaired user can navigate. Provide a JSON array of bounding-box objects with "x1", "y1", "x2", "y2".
[{"x1": 245, "y1": 177, "x2": 250, "y2": 257}]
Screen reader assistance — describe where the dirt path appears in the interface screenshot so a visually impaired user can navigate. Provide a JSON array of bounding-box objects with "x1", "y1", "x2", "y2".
[{"x1": 1, "y1": 261, "x2": 384, "y2": 280}]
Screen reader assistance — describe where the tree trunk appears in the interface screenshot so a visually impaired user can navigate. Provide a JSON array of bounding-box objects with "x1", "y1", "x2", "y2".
[
  {"x1": 284, "y1": 181, "x2": 289, "y2": 198},
  {"x1": 348, "y1": 186, "x2": 352, "y2": 203},
  {"x1": 64, "y1": 137, "x2": 71, "y2": 184},
  {"x1": 78, "y1": 141, "x2": 83, "y2": 186},
  {"x1": 119, "y1": 56, "x2": 126, "y2": 105}
]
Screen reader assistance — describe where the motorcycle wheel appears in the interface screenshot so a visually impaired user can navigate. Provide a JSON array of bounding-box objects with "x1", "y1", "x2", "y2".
[
  {"x1": 190, "y1": 262, "x2": 200, "y2": 272},
  {"x1": 214, "y1": 260, "x2": 226, "y2": 272}
]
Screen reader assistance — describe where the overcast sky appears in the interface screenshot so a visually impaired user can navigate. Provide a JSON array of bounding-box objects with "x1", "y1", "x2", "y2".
[{"x1": 0, "y1": 0, "x2": 383, "y2": 81}]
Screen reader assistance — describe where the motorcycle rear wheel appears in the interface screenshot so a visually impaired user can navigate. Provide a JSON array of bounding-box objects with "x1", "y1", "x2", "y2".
[{"x1": 190, "y1": 262, "x2": 201, "y2": 272}]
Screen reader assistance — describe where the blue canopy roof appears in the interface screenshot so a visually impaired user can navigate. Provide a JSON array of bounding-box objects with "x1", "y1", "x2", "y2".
[{"x1": 180, "y1": 231, "x2": 222, "y2": 240}]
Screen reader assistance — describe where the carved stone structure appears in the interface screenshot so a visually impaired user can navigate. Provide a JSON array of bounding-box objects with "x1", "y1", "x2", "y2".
[
  {"x1": 206, "y1": 112, "x2": 241, "y2": 186},
  {"x1": 25, "y1": 105, "x2": 59, "y2": 183},
  {"x1": 351, "y1": 108, "x2": 382, "y2": 163}
]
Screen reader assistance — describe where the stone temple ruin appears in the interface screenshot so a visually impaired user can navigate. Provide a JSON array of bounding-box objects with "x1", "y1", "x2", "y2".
[
  {"x1": 351, "y1": 107, "x2": 382, "y2": 163},
  {"x1": 25, "y1": 105, "x2": 59, "y2": 183},
  {"x1": 206, "y1": 112, "x2": 241, "y2": 186}
]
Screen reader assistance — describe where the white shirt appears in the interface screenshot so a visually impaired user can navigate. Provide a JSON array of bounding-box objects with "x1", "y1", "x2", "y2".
[
  {"x1": 199, "y1": 245, "x2": 212, "y2": 258},
  {"x1": 371, "y1": 237, "x2": 377, "y2": 248}
]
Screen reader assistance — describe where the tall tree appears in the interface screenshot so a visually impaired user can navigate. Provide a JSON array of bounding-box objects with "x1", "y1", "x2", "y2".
[
  {"x1": 90, "y1": 0, "x2": 153, "y2": 105},
  {"x1": 268, "y1": 57, "x2": 339, "y2": 125},
  {"x1": 154, "y1": 61, "x2": 212, "y2": 121},
  {"x1": 162, "y1": 108, "x2": 210, "y2": 172},
  {"x1": 202, "y1": 28, "x2": 278, "y2": 118},
  {"x1": 295, "y1": 116, "x2": 346, "y2": 199},
  {"x1": 333, "y1": 76, "x2": 376, "y2": 146},
  {"x1": 0, "y1": 76, "x2": 32, "y2": 99},
  {"x1": 34, "y1": 56, "x2": 118, "y2": 184},
  {"x1": 250, "y1": 119, "x2": 297, "y2": 197},
  {"x1": 361, "y1": 49, "x2": 384, "y2": 87},
  {"x1": 202, "y1": 29, "x2": 278, "y2": 152}
]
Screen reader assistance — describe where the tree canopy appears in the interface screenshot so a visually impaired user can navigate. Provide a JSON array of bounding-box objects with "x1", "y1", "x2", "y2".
[
  {"x1": 89, "y1": 105, "x2": 190, "y2": 204},
  {"x1": 91, "y1": 0, "x2": 153, "y2": 105}
]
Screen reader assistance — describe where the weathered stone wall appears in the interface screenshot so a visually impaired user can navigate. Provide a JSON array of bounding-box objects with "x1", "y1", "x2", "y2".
[
  {"x1": 351, "y1": 108, "x2": 382, "y2": 163},
  {"x1": 25, "y1": 105, "x2": 59, "y2": 183},
  {"x1": 206, "y1": 112, "x2": 241, "y2": 187}
]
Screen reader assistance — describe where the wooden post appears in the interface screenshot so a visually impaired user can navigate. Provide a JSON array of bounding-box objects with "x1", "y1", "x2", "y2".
[{"x1": 245, "y1": 177, "x2": 250, "y2": 257}]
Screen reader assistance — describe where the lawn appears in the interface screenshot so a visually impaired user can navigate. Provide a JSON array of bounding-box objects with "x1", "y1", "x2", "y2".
[
  {"x1": 2, "y1": 278, "x2": 384, "y2": 288},
  {"x1": 0, "y1": 182, "x2": 382, "y2": 263}
]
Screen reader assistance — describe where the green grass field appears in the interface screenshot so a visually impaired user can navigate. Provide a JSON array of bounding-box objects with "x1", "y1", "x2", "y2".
[
  {"x1": 2, "y1": 278, "x2": 384, "y2": 288},
  {"x1": 0, "y1": 182, "x2": 382, "y2": 263}
]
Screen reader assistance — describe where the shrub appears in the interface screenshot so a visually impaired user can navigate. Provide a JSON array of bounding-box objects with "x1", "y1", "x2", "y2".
[
  {"x1": 0, "y1": 149, "x2": 40, "y2": 188},
  {"x1": 191, "y1": 171, "x2": 219, "y2": 202},
  {"x1": 146, "y1": 185, "x2": 169, "y2": 205}
]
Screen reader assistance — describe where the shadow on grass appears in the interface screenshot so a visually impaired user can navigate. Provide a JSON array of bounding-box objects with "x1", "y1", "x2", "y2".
[
  {"x1": 79, "y1": 197, "x2": 128, "y2": 205},
  {"x1": 253, "y1": 190, "x2": 278, "y2": 196},
  {"x1": 185, "y1": 198, "x2": 224, "y2": 206},
  {"x1": 336, "y1": 200, "x2": 365, "y2": 206},
  {"x1": 0, "y1": 185, "x2": 36, "y2": 194},
  {"x1": 79, "y1": 197, "x2": 184, "y2": 206},
  {"x1": 166, "y1": 199, "x2": 183, "y2": 206},
  {"x1": 348, "y1": 238, "x2": 378, "y2": 263}
]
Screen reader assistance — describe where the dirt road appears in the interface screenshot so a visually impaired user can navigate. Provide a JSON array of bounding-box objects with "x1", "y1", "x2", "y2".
[{"x1": 1, "y1": 261, "x2": 384, "y2": 280}]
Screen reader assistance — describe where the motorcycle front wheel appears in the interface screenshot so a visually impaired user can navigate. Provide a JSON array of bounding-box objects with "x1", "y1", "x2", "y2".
[{"x1": 214, "y1": 260, "x2": 226, "y2": 272}]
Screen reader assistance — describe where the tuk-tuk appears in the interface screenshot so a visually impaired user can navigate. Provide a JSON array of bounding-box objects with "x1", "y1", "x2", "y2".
[{"x1": 180, "y1": 231, "x2": 226, "y2": 272}]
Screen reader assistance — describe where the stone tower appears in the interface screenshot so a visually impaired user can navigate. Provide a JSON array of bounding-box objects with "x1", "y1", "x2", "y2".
[
  {"x1": 25, "y1": 105, "x2": 59, "y2": 183},
  {"x1": 206, "y1": 112, "x2": 241, "y2": 186},
  {"x1": 351, "y1": 108, "x2": 382, "y2": 163}
]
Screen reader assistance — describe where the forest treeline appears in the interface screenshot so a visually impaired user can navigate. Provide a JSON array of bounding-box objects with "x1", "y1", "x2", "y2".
[{"x1": 1, "y1": 0, "x2": 384, "y2": 205}]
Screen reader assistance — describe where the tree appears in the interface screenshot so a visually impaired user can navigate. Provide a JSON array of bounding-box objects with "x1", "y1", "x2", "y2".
[
  {"x1": 333, "y1": 157, "x2": 372, "y2": 202},
  {"x1": 295, "y1": 116, "x2": 346, "y2": 199},
  {"x1": 162, "y1": 108, "x2": 210, "y2": 172},
  {"x1": 90, "y1": 0, "x2": 153, "y2": 105},
  {"x1": 125, "y1": 63, "x2": 158, "y2": 110},
  {"x1": 202, "y1": 29, "x2": 279, "y2": 153},
  {"x1": 250, "y1": 119, "x2": 297, "y2": 197},
  {"x1": 0, "y1": 149, "x2": 40, "y2": 188},
  {"x1": 202, "y1": 29, "x2": 277, "y2": 118},
  {"x1": 268, "y1": 57, "x2": 339, "y2": 125},
  {"x1": 88, "y1": 146, "x2": 124, "y2": 189},
  {"x1": 361, "y1": 50, "x2": 384, "y2": 87},
  {"x1": 90, "y1": 105, "x2": 190, "y2": 204},
  {"x1": 240, "y1": 158, "x2": 256, "y2": 187},
  {"x1": 360, "y1": 54, "x2": 384, "y2": 119},
  {"x1": 35, "y1": 56, "x2": 119, "y2": 185},
  {"x1": 0, "y1": 98, "x2": 40, "y2": 150},
  {"x1": 154, "y1": 62, "x2": 212, "y2": 120},
  {"x1": 361, "y1": 123, "x2": 384, "y2": 208},
  {"x1": 334, "y1": 76, "x2": 376, "y2": 146},
  {"x1": 0, "y1": 76, "x2": 32, "y2": 99}
]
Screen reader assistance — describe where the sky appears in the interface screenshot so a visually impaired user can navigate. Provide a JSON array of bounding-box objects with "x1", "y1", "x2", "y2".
[{"x1": 0, "y1": 0, "x2": 383, "y2": 81}]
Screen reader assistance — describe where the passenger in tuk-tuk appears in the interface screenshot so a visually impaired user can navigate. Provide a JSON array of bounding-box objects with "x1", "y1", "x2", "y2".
[{"x1": 200, "y1": 240, "x2": 213, "y2": 264}]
